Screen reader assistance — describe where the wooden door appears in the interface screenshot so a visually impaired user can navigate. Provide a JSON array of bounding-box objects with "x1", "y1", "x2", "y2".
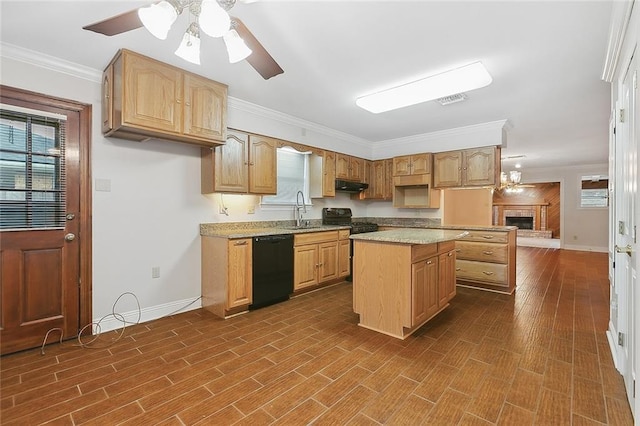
[
  {"x1": 335, "y1": 154, "x2": 350, "y2": 179},
  {"x1": 433, "y1": 151, "x2": 462, "y2": 187},
  {"x1": 122, "y1": 51, "x2": 182, "y2": 134},
  {"x1": 438, "y1": 250, "x2": 456, "y2": 306},
  {"x1": 349, "y1": 157, "x2": 365, "y2": 182},
  {"x1": 371, "y1": 160, "x2": 386, "y2": 199},
  {"x1": 318, "y1": 242, "x2": 338, "y2": 283},
  {"x1": 384, "y1": 159, "x2": 393, "y2": 200},
  {"x1": 183, "y1": 73, "x2": 227, "y2": 143},
  {"x1": 338, "y1": 239, "x2": 350, "y2": 277},
  {"x1": 214, "y1": 131, "x2": 249, "y2": 193},
  {"x1": 411, "y1": 257, "x2": 438, "y2": 326},
  {"x1": 392, "y1": 156, "x2": 412, "y2": 176},
  {"x1": 101, "y1": 66, "x2": 113, "y2": 133},
  {"x1": 411, "y1": 153, "x2": 432, "y2": 175},
  {"x1": 463, "y1": 147, "x2": 498, "y2": 186},
  {"x1": 1, "y1": 88, "x2": 91, "y2": 355},
  {"x1": 248, "y1": 135, "x2": 277, "y2": 194},
  {"x1": 294, "y1": 244, "x2": 318, "y2": 290},
  {"x1": 322, "y1": 151, "x2": 336, "y2": 197},
  {"x1": 226, "y1": 239, "x2": 252, "y2": 309}
]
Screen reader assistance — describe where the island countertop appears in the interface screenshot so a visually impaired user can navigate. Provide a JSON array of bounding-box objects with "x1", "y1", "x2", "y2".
[{"x1": 350, "y1": 228, "x2": 469, "y2": 245}]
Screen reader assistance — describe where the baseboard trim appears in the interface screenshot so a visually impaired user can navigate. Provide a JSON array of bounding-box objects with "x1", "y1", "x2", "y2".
[
  {"x1": 92, "y1": 297, "x2": 202, "y2": 333},
  {"x1": 606, "y1": 322, "x2": 620, "y2": 371},
  {"x1": 562, "y1": 244, "x2": 608, "y2": 253}
]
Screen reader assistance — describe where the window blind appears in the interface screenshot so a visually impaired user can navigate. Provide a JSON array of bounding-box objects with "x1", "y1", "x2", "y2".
[{"x1": 0, "y1": 108, "x2": 66, "y2": 230}]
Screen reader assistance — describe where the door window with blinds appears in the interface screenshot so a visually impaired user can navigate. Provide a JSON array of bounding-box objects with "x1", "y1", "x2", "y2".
[{"x1": 0, "y1": 107, "x2": 66, "y2": 229}]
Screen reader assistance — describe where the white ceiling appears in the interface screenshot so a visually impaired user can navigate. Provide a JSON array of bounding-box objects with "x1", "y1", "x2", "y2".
[{"x1": 0, "y1": 0, "x2": 613, "y2": 170}]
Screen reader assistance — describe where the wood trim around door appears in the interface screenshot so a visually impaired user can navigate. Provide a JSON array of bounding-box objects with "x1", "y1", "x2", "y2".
[{"x1": 1, "y1": 85, "x2": 93, "y2": 332}]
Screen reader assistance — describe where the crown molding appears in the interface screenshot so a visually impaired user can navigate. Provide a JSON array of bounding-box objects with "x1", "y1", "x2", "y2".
[
  {"x1": 228, "y1": 96, "x2": 371, "y2": 149},
  {"x1": 601, "y1": 0, "x2": 634, "y2": 82},
  {"x1": 1, "y1": 42, "x2": 102, "y2": 83}
]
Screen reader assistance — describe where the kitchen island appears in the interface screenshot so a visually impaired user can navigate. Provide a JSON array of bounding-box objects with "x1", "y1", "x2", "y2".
[{"x1": 351, "y1": 229, "x2": 468, "y2": 339}]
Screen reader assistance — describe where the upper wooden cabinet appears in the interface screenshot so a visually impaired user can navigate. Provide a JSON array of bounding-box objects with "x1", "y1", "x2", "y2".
[
  {"x1": 201, "y1": 130, "x2": 277, "y2": 195},
  {"x1": 336, "y1": 154, "x2": 366, "y2": 182},
  {"x1": 310, "y1": 150, "x2": 336, "y2": 198},
  {"x1": 103, "y1": 49, "x2": 227, "y2": 147},
  {"x1": 433, "y1": 146, "x2": 501, "y2": 188},
  {"x1": 358, "y1": 159, "x2": 393, "y2": 201},
  {"x1": 393, "y1": 153, "x2": 432, "y2": 176}
]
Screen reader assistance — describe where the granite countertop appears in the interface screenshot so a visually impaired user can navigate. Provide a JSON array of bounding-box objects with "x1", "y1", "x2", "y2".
[
  {"x1": 377, "y1": 223, "x2": 517, "y2": 232},
  {"x1": 200, "y1": 224, "x2": 350, "y2": 239},
  {"x1": 350, "y1": 229, "x2": 469, "y2": 245}
]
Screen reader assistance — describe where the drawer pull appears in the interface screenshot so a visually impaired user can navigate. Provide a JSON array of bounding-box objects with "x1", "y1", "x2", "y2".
[
  {"x1": 483, "y1": 251, "x2": 494, "y2": 255},
  {"x1": 456, "y1": 268, "x2": 461, "y2": 271},
  {"x1": 482, "y1": 271, "x2": 494, "y2": 276},
  {"x1": 455, "y1": 249, "x2": 461, "y2": 252},
  {"x1": 482, "y1": 235, "x2": 495, "y2": 239},
  {"x1": 234, "y1": 241, "x2": 248, "y2": 246}
]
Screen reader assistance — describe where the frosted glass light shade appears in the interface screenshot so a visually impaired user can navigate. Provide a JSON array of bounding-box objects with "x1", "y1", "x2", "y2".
[
  {"x1": 223, "y1": 29, "x2": 252, "y2": 63},
  {"x1": 175, "y1": 26, "x2": 201, "y2": 65},
  {"x1": 199, "y1": 0, "x2": 231, "y2": 37},
  {"x1": 356, "y1": 61, "x2": 493, "y2": 113},
  {"x1": 138, "y1": 1, "x2": 178, "y2": 40}
]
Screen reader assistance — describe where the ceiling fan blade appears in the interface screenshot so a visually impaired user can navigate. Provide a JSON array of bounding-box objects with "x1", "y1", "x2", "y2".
[
  {"x1": 83, "y1": 8, "x2": 143, "y2": 36},
  {"x1": 231, "y1": 17, "x2": 283, "y2": 80}
]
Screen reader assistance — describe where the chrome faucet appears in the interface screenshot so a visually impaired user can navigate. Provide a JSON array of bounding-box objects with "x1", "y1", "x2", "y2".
[{"x1": 295, "y1": 190, "x2": 307, "y2": 227}]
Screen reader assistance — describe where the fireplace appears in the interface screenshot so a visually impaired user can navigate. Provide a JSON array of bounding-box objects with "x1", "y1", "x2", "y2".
[{"x1": 505, "y1": 216, "x2": 533, "y2": 230}]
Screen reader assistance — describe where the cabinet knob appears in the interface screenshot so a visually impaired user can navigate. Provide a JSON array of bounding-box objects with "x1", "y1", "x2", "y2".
[
  {"x1": 176, "y1": 99, "x2": 181, "y2": 104},
  {"x1": 426, "y1": 260, "x2": 433, "y2": 265},
  {"x1": 455, "y1": 248, "x2": 461, "y2": 252},
  {"x1": 483, "y1": 251, "x2": 494, "y2": 255},
  {"x1": 448, "y1": 252, "x2": 453, "y2": 257}
]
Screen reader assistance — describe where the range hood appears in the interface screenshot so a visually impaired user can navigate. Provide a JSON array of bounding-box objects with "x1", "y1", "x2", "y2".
[{"x1": 335, "y1": 179, "x2": 369, "y2": 192}]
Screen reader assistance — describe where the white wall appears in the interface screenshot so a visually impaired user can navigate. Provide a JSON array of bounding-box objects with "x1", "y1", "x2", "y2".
[{"x1": 523, "y1": 163, "x2": 609, "y2": 252}]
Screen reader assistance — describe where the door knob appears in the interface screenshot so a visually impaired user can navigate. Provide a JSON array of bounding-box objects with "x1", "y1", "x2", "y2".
[
  {"x1": 615, "y1": 244, "x2": 632, "y2": 256},
  {"x1": 64, "y1": 233, "x2": 75, "y2": 242}
]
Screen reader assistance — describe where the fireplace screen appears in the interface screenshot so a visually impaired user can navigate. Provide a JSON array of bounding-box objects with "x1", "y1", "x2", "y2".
[{"x1": 505, "y1": 216, "x2": 533, "y2": 229}]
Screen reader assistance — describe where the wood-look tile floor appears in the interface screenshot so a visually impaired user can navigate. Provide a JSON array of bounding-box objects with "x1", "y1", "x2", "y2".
[{"x1": 1, "y1": 247, "x2": 634, "y2": 425}]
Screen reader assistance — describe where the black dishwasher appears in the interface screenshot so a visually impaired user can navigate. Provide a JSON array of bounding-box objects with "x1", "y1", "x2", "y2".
[{"x1": 250, "y1": 234, "x2": 294, "y2": 310}]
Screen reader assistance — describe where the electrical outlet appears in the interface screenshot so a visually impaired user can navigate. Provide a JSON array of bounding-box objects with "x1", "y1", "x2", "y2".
[
  {"x1": 248, "y1": 205, "x2": 255, "y2": 214},
  {"x1": 151, "y1": 266, "x2": 160, "y2": 278}
]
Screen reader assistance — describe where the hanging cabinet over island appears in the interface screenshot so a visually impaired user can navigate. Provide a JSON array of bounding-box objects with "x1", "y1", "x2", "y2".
[{"x1": 351, "y1": 229, "x2": 467, "y2": 339}]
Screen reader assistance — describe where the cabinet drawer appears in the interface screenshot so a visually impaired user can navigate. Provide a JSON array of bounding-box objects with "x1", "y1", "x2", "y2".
[
  {"x1": 456, "y1": 241, "x2": 508, "y2": 263},
  {"x1": 461, "y1": 230, "x2": 508, "y2": 243},
  {"x1": 338, "y1": 229, "x2": 350, "y2": 240},
  {"x1": 411, "y1": 243, "x2": 438, "y2": 263},
  {"x1": 295, "y1": 231, "x2": 339, "y2": 246},
  {"x1": 456, "y1": 259, "x2": 508, "y2": 285}
]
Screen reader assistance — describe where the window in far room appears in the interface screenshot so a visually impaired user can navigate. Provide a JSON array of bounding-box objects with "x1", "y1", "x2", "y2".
[
  {"x1": 580, "y1": 175, "x2": 609, "y2": 208},
  {"x1": 261, "y1": 146, "x2": 311, "y2": 206}
]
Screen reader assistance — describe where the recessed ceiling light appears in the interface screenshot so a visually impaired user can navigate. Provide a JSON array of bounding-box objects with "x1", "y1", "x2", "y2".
[
  {"x1": 356, "y1": 61, "x2": 492, "y2": 114},
  {"x1": 515, "y1": 163, "x2": 522, "y2": 168}
]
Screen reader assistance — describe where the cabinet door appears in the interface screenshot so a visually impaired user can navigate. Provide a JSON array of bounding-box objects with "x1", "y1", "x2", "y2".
[
  {"x1": 122, "y1": 52, "x2": 183, "y2": 133},
  {"x1": 338, "y1": 239, "x2": 350, "y2": 278},
  {"x1": 215, "y1": 131, "x2": 249, "y2": 193},
  {"x1": 438, "y1": 250, "x2": 456, "y2": 306},
  {"x1": 294, "y1": 244, "x2": 318, "y2": 290},
  {"x1": 318, "y1": 241, "x2": 339, "y2": 283},
  {"x1": 433, "y1": 151, "x2": 463, "y2": 188},
  {"x1": 393, "y1": 156, "x2": 412, "y2": 176},
  {"x1": 411, "y1": 257, "x2": 439, "y2": 326},
  {"x1": 463, "y1": 147, "x2": 498, "y2": 186},
  {"x1": 227, "y1": 239, "x2": 252, "y2": 308},
  {"x1": 101, "y1": 66, "x2": 113, "y2": 134},
  {"x1": 183, "y1": 73, "x2": 227, "y2": 142},
  {"x1": 371, "y1": 160, "x2": 386, "y2": 199},
  {"x1": 411, "y1": 153, "x2": 432, "y2": 175},
  {"x1": 249, "y1": 135, "x2": 277, "y2": 194},
  {"x1": 335, "y1": 154, "x2": 351, "y2": 179},
  {"x1": 384, "y1": 159, "x2": 394, "y2": 200},
  {"x1": 322, "y1": 151, "x2": 336, "y2": 197},
  {"x1": 349, "y1": 157, "x2": 365, "y2": 182}
]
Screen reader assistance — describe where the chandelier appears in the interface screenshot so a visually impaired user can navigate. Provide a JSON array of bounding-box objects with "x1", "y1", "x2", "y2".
[
  {"x1": 500, "y1": 170, "x2": 524, "y2": 193},
  {"x1": 138, "y1": 0, "x2": 251, "y2": 65}
]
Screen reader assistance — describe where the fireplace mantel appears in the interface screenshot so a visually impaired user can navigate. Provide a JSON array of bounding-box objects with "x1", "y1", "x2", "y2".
[
  {"x1": 493, "y1": 202, "x2": 549, "y2": 206},
  {"x1": 492, "y1": 202, "x2": 552, "y2": 238}
]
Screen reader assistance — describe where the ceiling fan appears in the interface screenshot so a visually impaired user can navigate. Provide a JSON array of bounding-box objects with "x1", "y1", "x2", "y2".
[
  {"x1": 498, "y1": 170, "x2": 535, "y2": 193},
  {"x1": 82, "y1": 0, "x2": 283, "y2": 80}
]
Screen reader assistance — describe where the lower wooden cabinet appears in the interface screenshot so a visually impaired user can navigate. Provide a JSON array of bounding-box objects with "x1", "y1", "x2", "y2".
[
  {"x1": 411, "y1": 255, "x2": 439, "y2": 326},
  {"x1": 201, "y1": 237, "x2": 252, "y2": 318},
  {"x1": 294, "y1": 230, "x2": 349, "y2": 292}
]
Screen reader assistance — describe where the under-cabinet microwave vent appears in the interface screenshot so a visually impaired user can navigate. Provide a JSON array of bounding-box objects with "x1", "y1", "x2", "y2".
[{"x1": 436, "y1": 93, "x2": 467, "y2": 105}]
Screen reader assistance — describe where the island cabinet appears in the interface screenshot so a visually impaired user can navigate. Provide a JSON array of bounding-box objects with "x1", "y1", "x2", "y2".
[
  {"x1": 454, "y1": 228, "x2": 517, "y2": 294},
  {"x1": 201, "y1": 130, "x2": 277, "y2": 195},
  {"x1": 201, "y1": 236, "x2": 252, "y2": 318},
  {"x1": 103, "y1": 49, "x2": 227, "y2": 146},
  {"x1": 336, "y1": 154, "x2": 366, "y2": 182},
  {"x1": 294, "y1": 230, "x2": 349, "y2": 292},
  {"x1": 433, "y1": 146, "x2": 500, "y2": 188},
  {"x1": 352, "y1": 231, "x2": 461, "y2": 339}
]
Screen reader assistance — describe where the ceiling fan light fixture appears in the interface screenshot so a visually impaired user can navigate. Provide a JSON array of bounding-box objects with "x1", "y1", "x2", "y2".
[
  {"x1": 199, "y1": 0, "x2": 231, "y2": 37},
  {"x1": 138, "y1": 0, "x2": 179, "y2": 40},
  {"x1": 356, "y1": 61, "x2": 492, "y2": 113},
  {"x1": 175, "y1": 22, "x2": 201, "y2": 65},
  {"x1": 224, "y1": 29, "x2": 252, "y2": 63}
]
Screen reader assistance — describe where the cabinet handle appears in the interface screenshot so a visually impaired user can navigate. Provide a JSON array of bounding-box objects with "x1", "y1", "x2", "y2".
[
  {"x1": 482, "y1": 235, "x2": 495, "y2": 239},
  {"x1": 249, "y1": 162, "x2": 254, "y2": 166},
  {"x1": 426, "y1": 260, "x2": 433, "y2": 265},
  {"x1": 483, "y1": 251, "x2": 494, "y2": 255},
  {"x1": 482, "y1": 271, "x2": 494, "y2": 275},
  {"x1": 176, "y1": 99, "x2": 181, "y2": 104},
  {"x1": 456, "y1": 268, "x2": 461, "y2": 271},
  {"x1": 234, "y1": 241, "x2": 247, "y2": 246},
  {"x1": 448, "y1": 252, "x2": 453, "y2": 257}
]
